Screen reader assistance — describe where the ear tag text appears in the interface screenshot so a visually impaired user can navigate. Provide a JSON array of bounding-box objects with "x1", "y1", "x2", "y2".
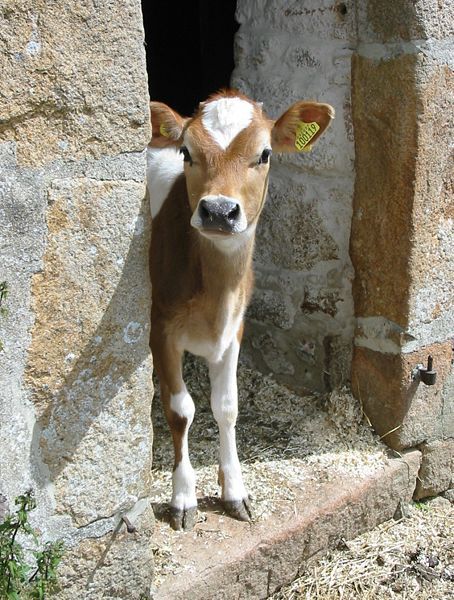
[
  {"x1": 160, "y1": 123, "x2": 170, "y2": 138},
  {"x1": 295, "y1": 121, "x2": 320, "y2": 151}
]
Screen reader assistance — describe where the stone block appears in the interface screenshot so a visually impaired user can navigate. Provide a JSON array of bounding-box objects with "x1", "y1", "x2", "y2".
[
  {"x1": 255, "y1": 178, "x2": 338, "y2": 272},
  {"x1": 0, "y1": 0, "x2": 151, "y2": 166},
  {"x1": 351, "y1": 47, "x2": 453, "y2": 456},
  {"x1": 0, "y1": 150, "x2": 154, "y2": 591},
  {"x1": 351, "y1": 50, "x2": 453, "y2": 338},
  {"x1": 407, "y1": 60, "x2": 454, "y2": 338},
  {"x1": 247, "y1": 288, "x2": 298, "y2": 330},
  {"x1": 0, "y1": 0, "x2": 154, "y2": 593},
  {"x1": 414, "y1": 439, "x2": 454, "y2": 500},
  {"x1": 244, "y1": 311, "x2": 353, "y2": 394},
  {"x1": 24, "y1": 177, "x2": 153, "y2": 525},
  {"x1": 352, "y1": 341, "x2": 453, "y2": 450},
  {"x1": 236, "y1": 0, "x2": 356, "y2": 42},
  {"x1": 234, "y1": 30, "x2": 291, "y2": 74},
  {"x1": 357, "y1": 0, "x2": 454, "y2": 42},
  {"x1": 56, "y1": 503, "x2": 154, "y2": 599},
  {"x1": 247, "y1": 324, "x2": 296, "y2": 377},
  {"x1": 351, "y1": 52, "x2": 418, "y2": 327}
]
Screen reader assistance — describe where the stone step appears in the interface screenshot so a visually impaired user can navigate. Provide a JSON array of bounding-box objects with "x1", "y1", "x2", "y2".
[
  {"x1": 152, "y1": 454, "x2": 420, "y2": 599},
  {"x1": 150, "y1": 361, "x2": 421, "y2": 599}
]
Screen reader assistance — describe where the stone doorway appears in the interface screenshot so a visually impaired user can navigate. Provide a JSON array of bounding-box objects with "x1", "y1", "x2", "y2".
[{"x1": 141, "y1": 0, "x2": 238, "y2": 116}]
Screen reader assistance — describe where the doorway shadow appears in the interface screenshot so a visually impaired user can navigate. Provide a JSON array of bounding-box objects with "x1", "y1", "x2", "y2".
[{"x1": 142, "y1": 0, "x2": 239, "y2": 116}]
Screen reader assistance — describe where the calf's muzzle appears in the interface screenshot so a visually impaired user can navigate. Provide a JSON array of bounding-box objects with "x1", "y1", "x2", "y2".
[{"x1": 199, "y1": 197, "x2": 242, "y2": 233}]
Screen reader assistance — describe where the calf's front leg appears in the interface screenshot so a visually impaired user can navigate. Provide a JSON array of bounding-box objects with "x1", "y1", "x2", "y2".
[
  {"x1": 151, "y1": 325, "x2": 197, "y2": 530},
  {"x1": 208, "y1": 336, "x2": 251, "y2": 521}
]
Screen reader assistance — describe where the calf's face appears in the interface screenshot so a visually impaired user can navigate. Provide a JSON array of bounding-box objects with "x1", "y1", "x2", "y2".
[
  {"x1": 183, "y1": 106, "x2": 273, "y2": 239},
  {"x1": 149, "y1": 93, "x2": 334, "y2": 244}
]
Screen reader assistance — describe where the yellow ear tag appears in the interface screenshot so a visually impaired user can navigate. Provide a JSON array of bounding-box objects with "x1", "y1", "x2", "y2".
[
  {"x1": 159, "y1": 123, "x2": 170, "y2": 138},
  {"x1": 295, "y1": 121, "x2": 320, "y2": 151}
]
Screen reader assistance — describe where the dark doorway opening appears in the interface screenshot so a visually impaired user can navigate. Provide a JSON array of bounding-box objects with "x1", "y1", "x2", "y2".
[{"x1": 141, "y1": 1, "x2": 239, "y2": 117}]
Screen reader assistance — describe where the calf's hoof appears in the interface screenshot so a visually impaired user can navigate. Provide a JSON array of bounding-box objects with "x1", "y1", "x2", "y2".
[
  {"x1": 223, "y1": 497, "x2": 252, "y2": 522},
  {"x1": 169, "y1": 505, "x2": 198, "y2": 531}
]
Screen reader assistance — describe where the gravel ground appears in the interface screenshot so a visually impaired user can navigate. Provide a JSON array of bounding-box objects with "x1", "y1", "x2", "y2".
[{"x1": 270, "y1": 495, "x2": 453, "y2": 600}]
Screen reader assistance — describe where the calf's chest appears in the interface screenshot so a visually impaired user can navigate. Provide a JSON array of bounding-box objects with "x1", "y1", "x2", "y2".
[{"x1": 174, "y1": 292, "x2": 245, "y2": 364}]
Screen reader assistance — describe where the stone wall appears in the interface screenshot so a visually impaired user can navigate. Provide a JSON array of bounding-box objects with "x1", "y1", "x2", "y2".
[
  {"x1": 351, "y1": 0, "x2": 453, "y2": 495},
  {"x1": 233, "y1": 0, "x2": 453, "y2": 497},
  {"x1": 0, "y1": 1, "x2": 154, "y2": 597},
  {"x1": 233, "y1": 0, "x2": 356, "y2": 393}
]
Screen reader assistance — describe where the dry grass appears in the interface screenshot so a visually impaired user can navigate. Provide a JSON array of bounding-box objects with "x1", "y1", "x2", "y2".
[
  {"x1": 151, "y1": 355, "x2": 388, "y2": 522},
  {"x1": 271, "y1": 496, "x2": 453, "y2": 600}
]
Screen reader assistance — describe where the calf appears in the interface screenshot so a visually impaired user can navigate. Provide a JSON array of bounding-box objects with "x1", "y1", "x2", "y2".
[{"x1": 147, "y1": 90, "x2": 334, "y2": 530}]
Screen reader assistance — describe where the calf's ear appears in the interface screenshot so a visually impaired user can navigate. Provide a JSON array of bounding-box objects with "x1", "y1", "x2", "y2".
[
  {"x1": 149, "y1": 101, "x2": 189, "y2": 147},
  {"x1": 271, "y1": 101, "x2": 335, "y2": 153}
]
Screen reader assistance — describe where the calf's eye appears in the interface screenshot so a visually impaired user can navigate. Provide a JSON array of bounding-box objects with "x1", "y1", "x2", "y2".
[
  {"x1": 258, "y1": 148, "x2": 272, "y2": 165},
  {"x1": 179, "y1": 146, "x2": 192, "y2": 165}
]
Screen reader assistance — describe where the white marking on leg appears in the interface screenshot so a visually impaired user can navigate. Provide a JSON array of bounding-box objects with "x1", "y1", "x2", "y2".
[
  {"x1": 170, "y1": 388, "x2": 197, "y2": 510},
  {"x1": 147, "y1": 146, "x2": 184, "y2": 218},
  {"x1": 170, "y1": 387, "x2": 195, "y2": 421},
  {"x1": 209, "y1": 338, "x2": 247, "y2": 502},
  {"x1": 201, "y1": 98, "x2": 254, "y2": 150}
]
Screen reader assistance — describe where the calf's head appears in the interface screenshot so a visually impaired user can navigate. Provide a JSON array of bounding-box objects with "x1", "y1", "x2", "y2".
[{"x1": 150, "y1": 91, "x2": 334, "y2": 244}]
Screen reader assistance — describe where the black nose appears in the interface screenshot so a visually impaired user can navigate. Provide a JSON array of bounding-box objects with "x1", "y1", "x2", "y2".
[{"x1": 199, "y1": 198, "x2": 241, "y2": 232}]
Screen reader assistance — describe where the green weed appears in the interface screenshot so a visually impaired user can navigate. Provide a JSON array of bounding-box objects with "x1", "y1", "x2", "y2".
[{"x1": 0, "y1": 491, "x2": 64, "y2": 599}]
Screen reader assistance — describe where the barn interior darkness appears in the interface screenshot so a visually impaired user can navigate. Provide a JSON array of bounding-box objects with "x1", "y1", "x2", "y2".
[{"x1": 141, "y1": 1, "x2": 239, "y2": 117}]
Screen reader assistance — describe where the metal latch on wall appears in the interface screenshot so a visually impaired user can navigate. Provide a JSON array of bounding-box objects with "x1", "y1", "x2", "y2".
[{"x1": 416, "y1": 355, "x2": 437, "y2": 386}]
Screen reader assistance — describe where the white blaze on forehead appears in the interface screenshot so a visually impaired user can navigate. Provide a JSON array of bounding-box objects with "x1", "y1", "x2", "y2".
[{"x1": 201, "y1": 97, "x2": 254, "y2": 150}]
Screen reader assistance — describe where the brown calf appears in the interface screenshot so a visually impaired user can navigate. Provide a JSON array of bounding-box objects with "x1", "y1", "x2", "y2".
[{"x1": 148, "y1": 90, "x2": 334, "y2": 530}]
